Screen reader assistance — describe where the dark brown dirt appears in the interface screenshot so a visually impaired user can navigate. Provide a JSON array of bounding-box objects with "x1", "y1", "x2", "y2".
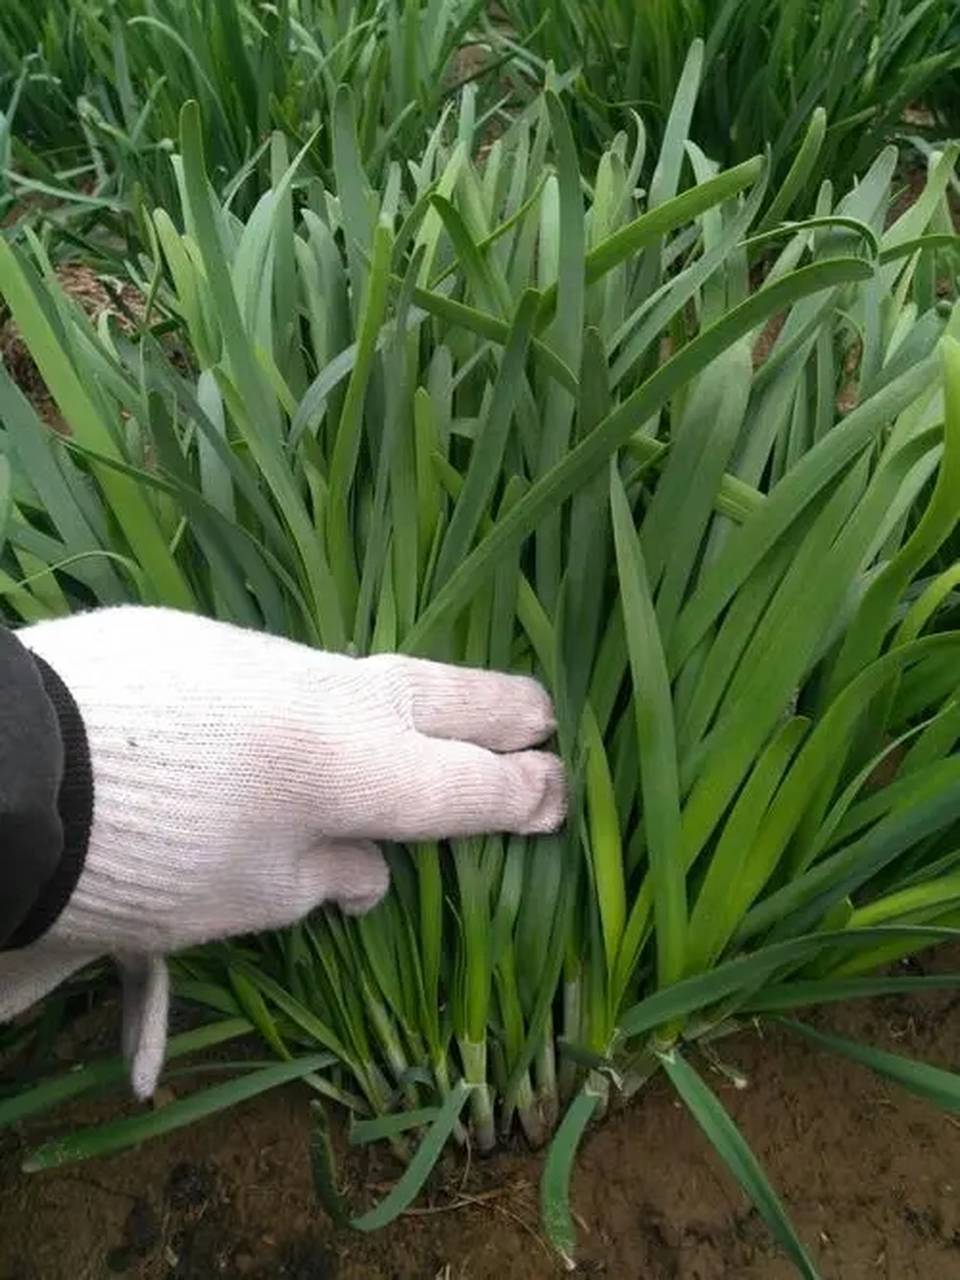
[{"x1": 4, "y1": 947, "x2": 960, "y2": 1280}]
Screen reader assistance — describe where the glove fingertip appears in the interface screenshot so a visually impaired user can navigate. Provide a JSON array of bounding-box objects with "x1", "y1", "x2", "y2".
[
  {"x1": 119, "y1": 953, "x2": 170, "y2": 1101},
  {"x1": 131, "y1": 1047, "x2": 164, "y2": 1101}
]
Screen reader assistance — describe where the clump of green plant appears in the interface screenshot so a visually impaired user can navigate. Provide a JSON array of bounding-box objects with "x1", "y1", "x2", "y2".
[
  {"x1": 3, "y1": 49, "x2": 960, "y2": 1276},
  {"x1": 0, "y1": 0, "x2": 498, "y2": 223},
  {"x1": 494, "y1": 1, "x2": 960, "y2": 221}
]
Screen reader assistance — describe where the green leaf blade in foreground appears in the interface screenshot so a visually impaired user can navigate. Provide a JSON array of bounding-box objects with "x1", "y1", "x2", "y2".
[
  {"x1": 743, "y1": 974, "x2": 960, "y2": 1014},
  {"x1": 776, "y1": 1017, "x2": 960, "y2": 1114},
  {"x1": 540, "y1": 1089, "x2": 601, "y2": 1268},
  {"x1": 610, "y1": 462, "x2": 686, "y2": 991},
  {"x1": 0, "y1": 1018, "x2": 253, "y2": 1130},
  {"x1": 432, "y1": 289, "x2": 540, "y2": 591},
  {"x1": 326, "y1": 218, "x2": 395, "y2": 625},
  {"x1": 667, "y1": 346, "x2": 944, "y2": 675},
  {"x1": 659, "y1": 1048, "x2": 821, "y2": 1280},
  {"x1": 311, "y1": 1081, "x2": 473, "y2": 1232},
  {"x1": 616, "y1": 926, "x2": 960, "y2": 1040},
  {"x1": 22, "y1": 1052, "x2": 334, "y2": 1171},
  {"x1": 825, "y1": 332, "x2": 960, "y2": 700},
  {"x1": 538, "y1": 155, "x2": 767, "y2": 325},
  {"x1": 686, "y1": 715, "x2": 810, "y2": 974}
]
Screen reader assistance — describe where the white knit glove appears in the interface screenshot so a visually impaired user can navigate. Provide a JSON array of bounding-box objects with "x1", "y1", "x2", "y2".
[{"x1": 1, "y1": 607, "x2": 566, "y2": 1097}]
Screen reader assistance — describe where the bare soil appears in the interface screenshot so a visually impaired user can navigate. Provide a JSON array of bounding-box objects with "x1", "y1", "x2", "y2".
[{"x1": 4, "y1": 947, "x2": 960, "y2": 1280}]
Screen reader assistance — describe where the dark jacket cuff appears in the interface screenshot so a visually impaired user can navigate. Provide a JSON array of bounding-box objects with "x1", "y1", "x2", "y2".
[{"x1": 0, "y1": 625, "x2": 93, "y2": 952}]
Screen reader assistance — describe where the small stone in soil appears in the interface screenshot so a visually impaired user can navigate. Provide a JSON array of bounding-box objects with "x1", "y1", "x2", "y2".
[
  {"x1": 105, "y1": 1198, "x2": 159, "y2": 1273},
  {"x1": 271, "y1": 1233, "x2": 337, "y2": 1279},
  {"x1": 152, "y1": 1084, "x2": 178, "y2": 1109},
  {"x1": 167, "y1": 1219, "x2": 235, "y2": 1280},
  {"x1": 166, "y1": 1161, "x2": 218, "y2": 1212}
]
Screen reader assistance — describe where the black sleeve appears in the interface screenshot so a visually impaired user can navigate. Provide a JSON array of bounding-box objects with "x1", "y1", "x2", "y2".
[{"x1": 0, "y1": 623, "x2": 92, "y2": 952}]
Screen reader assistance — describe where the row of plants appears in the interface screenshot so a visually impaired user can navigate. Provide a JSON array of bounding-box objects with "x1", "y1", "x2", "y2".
[
  {"x1": 500, "y1": 0, "x2": 960, "y2": 192},
  {"x1": 0, "y1": 0, "x2": 509, "y2": 234},
  {"x1": 4, "y1": 0, "x2": 960, "y2": 230},
  {"x1": 2, "y1": 8, "x2": 960, "y2": 1277}
]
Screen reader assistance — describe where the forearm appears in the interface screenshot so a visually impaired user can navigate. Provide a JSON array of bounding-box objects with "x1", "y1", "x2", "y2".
[{"x1": 0, "y1": 622, "x2": 92, "y2": 951}]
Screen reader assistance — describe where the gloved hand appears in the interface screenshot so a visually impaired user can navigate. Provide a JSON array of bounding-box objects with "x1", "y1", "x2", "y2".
[{"x1": 0, "y1": 607, "x2": 566, "y2": 1097}]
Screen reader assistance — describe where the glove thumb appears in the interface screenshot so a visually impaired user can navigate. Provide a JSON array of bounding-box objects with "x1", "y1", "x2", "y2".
[
  {"x1": 307, "y1": 839, "x2": 391, "y2": 918},
  {"x1": 117, "y1": 953, "x2": 170, "y2": 1100}
]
